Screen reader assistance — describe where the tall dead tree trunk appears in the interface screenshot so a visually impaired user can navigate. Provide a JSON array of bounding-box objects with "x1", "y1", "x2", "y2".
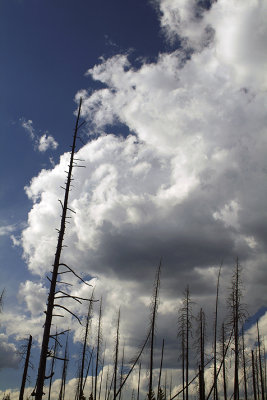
[
  {"x1": 242, "y1": 327, "x2": 248, "y2": 400},
  {"x1": 199, "y1": 308, "x2": 205, "y2": 400},
  {"x1": 228, "y1": 258, "x2": 246, "y2": 400},
  {"x1": 157, "y1": 339, "x2": 165, "y2": 400},
  {"x1": 213, "y1": 265, "x2": 222, "y2": 400},
  {"x1": 137, "y1": 363, "x2": 141, "y2": 400},
  {"x1": 221, "y1": 324, "x2": 227, "y2": 400},
  {"x1": 233, "y1": 261, "x2": 240, "y2": 400},
  {"x1": 98, "y1": 344, "x2": 106, "y2": 400},
  {"x1": 252, "y1": 350, "x2": 258, "y2": 400},
  {"x1": 178, "y1": 286, "x2": 192, "y2": 400},
  {"x1": 114, "y1": 309, "x2": 120, "y2": 400},
  {"x1": 79, "y1": 291, "x2": 94, "y2": 400},
  {"x1": 148, "y1": 262, "x2": 161, "y2": 400},
  {"x1": 119, "y1": 343, "x2": 125, "y2": 400},
  {"x1": 35, "y1": 98, "x2": 85, "y2": 400},
  {"x1": 48, "y1": 330, "x2": 58, "y2": 400},
  {"x1": 257, "y1": 320, "x2": 265, "y2": 400},
  {"x1": 58, "y1": 334, "x2": 69, "y2": 400},
  {"x1": 95, "y1": 298, "x2": 103, "y2": 400},
  {"x1": 19, "y1": 335, "x2": 33, "y2": 400}
]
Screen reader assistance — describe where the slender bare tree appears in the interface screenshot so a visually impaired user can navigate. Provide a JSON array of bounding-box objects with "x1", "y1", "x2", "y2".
[
  {"x1": 34, "y1": 99, "x2": 93, "y2": 400},
  {"x1": 19, "y1": 335, "x2": 33, "y2": 400},
  {"x1": 95, "y1": 298, "x2": 103, "y2": 400},
  {"x1": 148, "y1": 262, "x2": 161, "y2": 400},
  {"x1": 178, "y1": 286, "x2": 193, "y2": 400}
]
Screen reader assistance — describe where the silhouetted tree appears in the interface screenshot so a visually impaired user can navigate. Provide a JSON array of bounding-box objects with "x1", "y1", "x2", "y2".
[
  {"x1": 148, "y1": 262, "x2": 161, "y2": 400},
  {"x1": 227, "y1": 258, "x2": 246, "y2": 400},
  {"x1": 19, "y1": 335, "x2": 33, "y2": 400},
  {"x1": 34, "y1": 98, "x2": 93, "y2": 400},
  {"x1": 178, "y1": 286, "x2": 193, "y2": 400}
]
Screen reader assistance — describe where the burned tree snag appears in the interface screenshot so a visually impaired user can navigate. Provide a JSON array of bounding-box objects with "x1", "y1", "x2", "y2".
[
  {"x1": 19, "y1": 335, "x2": 33, "y2": 400},
  {"x1": 35, "y1": 99, "x2": 86, "y2": 400}
]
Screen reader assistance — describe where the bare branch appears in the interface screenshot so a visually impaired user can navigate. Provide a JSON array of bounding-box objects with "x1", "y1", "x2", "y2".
[
  {"x1": 58, "y1": 263, "x2": 92, "y2": 286},
  {"x1": 54, "y1": 304, "x2": 82, "y2": 325}
]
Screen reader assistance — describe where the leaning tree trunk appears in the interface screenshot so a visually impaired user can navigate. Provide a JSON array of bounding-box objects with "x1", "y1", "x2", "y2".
[
  {"x1": 35, "y1": 99, "x2": 83, "y2": 400},
  {"x1": 19, "y1": 335, "x2": 32, "y2": 400},
  {"x1": 148, "y1": 262, "x2": 161, "y2": 400}
]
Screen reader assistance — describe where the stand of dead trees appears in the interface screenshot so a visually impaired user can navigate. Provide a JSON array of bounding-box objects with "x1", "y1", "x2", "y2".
[
  {"x1": 3, "y1": 104, "x2": 265, "y2": 400},
  {"x1": 13, "y1": 258, "x2": 266, "y2": 400}
]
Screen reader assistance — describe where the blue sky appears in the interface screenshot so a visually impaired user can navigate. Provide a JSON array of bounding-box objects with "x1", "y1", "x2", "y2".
[
  {"x1": 2, "y1": 0, "x2": 163, "y2": 392},
  {"x1": 0, "y1": 0, "x2": 161, "y2": 306},
  {"x1": 1, "y1": 0, "x2": 267, "y2": 398}
]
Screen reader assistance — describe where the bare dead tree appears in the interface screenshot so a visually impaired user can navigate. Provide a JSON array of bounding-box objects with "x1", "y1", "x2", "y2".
[
  {"x1": 257, "y1": 320, "x2": 265, "y2": 400},
  {"x1": 157, "y1": 339, "x2": 165, "y2": 400},
  {"x1": 98, "y1": 343, "x2": 106, "y2": 400},
  {"x1": 19, "y1": 335, "x2": 33, "y2": 400},
  {"x1": 137, "y1": 363, "x2": 141, "y2": 400},
  {"x1": 227, "y1": 258, "x2": 246, "y2": 400},
  {"x1": 221, "y1": 323, "x2": 228, "y2": 400},
  {"x1": 119, "y1": 343, "x2": 125, "y2": 400},
  {"x1": 195, "y1": 308, "x2": 205, "y2": 400},
  {"x1": 164, "y1": 371, "x2": 167, "y2": 400},
  {"x1": 58, "y1": 333, "x2": 69, "y2": 400},
  {"x1": 178, "y1": 312, "x2": 185, "y2": 400},
  {"x1": 178, "y1": 286, "x2": 193, "y2": 400},
  {"x1": 256, "y1": 350, "x2": 261, "y2": 400},
  {"x1": 148, "y1": 261, "x2": 161, "y2": 400},
  {"x1": 252, "y1": 350, "x2": 258, "y2": 400},
  {"x1": 114, "y1": 309, "x2": 121, "y2": 400},
  {"x1": 105, "y1": 365, "x2": 110, "y2": 400},
  {"x1": 48, "y1": 328, "x2": 61, "y2": 400},
  {"x1": 114, "y1": 326, "x2": 152, "y2": 399},
  {"x1": 213, "y1": 264, "x2": 222, "y2": 400},
  {"x1": 78, "y1": 291, "x2": 95, "y2": 400},
  {"x1": 242, "y1": 327, "x2": 248, "y2": 400},
  {"x1": 34, "y1": 98, "x2": 93, "y2": 400},
  {"x1": 82, "y1": 347, "x2": 95, "y2": 395},
  {"x1": 95, "y1": 298, "x2": 103, "y2": 400}
]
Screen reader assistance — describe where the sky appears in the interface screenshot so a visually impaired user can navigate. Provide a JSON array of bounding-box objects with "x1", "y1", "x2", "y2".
[{"x1": 0, "y1": 0, "x2": 267, "y2": 398}]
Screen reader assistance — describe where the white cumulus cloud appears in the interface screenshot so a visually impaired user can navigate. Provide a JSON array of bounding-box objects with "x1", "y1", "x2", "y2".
[
  {"x1": 38, "y1": 134, "x2": 58, "y2": 152},
  {"x1": 6, "y1": 0, "x2": 267, "y2": 386}
]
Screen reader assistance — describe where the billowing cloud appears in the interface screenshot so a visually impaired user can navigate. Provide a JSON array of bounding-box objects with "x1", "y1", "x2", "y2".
[
  {"x1": 0, "y1": 334, "x2": 19, "y2": 370},
  {"x1": 20, "y1": 119, "x2": 58, "y2": 153},
  {"x1": 0, "y1": 224, "x2": 16, "y2": 237},
  {"x1": 38, "y1": 134, "x2": 58, "y2": 152},
  {"x1": 5, "y1": 0, "x2": 266, "y2": 391}
]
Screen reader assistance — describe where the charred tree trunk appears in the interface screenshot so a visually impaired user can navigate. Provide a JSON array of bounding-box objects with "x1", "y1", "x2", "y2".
[
  {"x1": 148, "y1": 262, "x2": 161, "y2": 400},
  {"x1": 257, "y1": 321, "x2": 265, "y2": 400},
  {"x1": 19, "y1": 335, "x2": 32, "y2": 400},
  {"x1": 252, "y1": 350, "x2": 258, "y2": 400},
  {"x1": 79, "y1": 291, "x2": 94, "y2": 400},
  {"x1": 95, "y1": 298, "x2": 103, "y2": 400},
  {"x1": 222, "y1": 324, "x2": 227, "y2": 400},
  {"x1": 35, "y1": 99, "x2": 83, "y2": 400},
  {"x1": 119, "y1": 344, "x2": 125, "y2": 400},
  {"x1": 48, "y1": 333, "x2": 58, "y2": 400},
  {"x1": 213, "y1": 265, "x2": 221, "y2": 400},
  {"x1": 157, "y1": 339, "x2": 165, "y2": 400},
  {"x1": 114, "y1": 309, "x2": 120, "y2": 400},
  {"x1": 242, "y1": 327, "x2": 248, "y2": 400},
  {"x1": 58, "y1": 334, "x2": 69, "y2": 400},
  {"x1": 137, "y1": 363, "x2": 141, "y2": 400},
  {"x1": 98, "y1": 344, "x2": 106, "y2": 400}
]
